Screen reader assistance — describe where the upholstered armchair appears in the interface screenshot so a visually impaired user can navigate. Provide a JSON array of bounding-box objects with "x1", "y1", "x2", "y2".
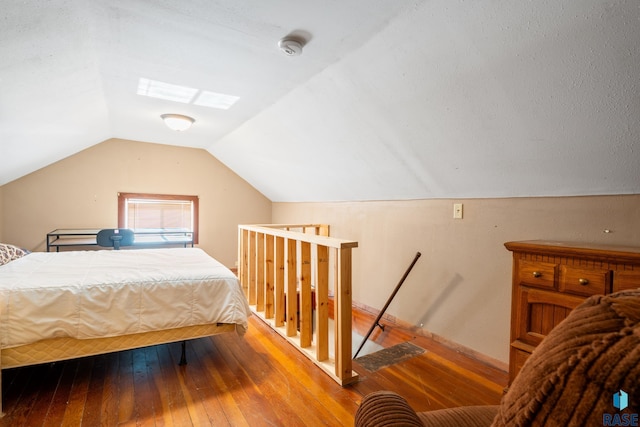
[{"x1": 355, "y1": 289, "x2": 640, "y2": 426}]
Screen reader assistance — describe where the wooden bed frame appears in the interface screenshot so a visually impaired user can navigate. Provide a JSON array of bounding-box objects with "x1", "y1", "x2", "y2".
[{"x1": 0, "y1": 322, "x2": 238, "y2": 416}]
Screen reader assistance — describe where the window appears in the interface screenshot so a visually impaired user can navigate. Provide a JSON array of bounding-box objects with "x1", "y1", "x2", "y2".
[{"x1": 118, "y1": 193, "x2": 199, "y2": 243}]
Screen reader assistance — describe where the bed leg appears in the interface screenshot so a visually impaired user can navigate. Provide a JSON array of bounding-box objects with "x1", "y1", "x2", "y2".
[{"x1": 179, "y1": 341, "x2": 187, "y2": 366}]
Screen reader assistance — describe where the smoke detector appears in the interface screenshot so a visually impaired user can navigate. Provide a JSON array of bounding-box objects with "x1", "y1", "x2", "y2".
[{"x1": 278, "y1": 37, "x2": 303, "y2": 56}]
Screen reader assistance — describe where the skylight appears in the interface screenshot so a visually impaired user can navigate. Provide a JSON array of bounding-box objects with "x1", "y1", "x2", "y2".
[
  {"x1": 137, "y1": 78, "x2": 197, "y2": 103},
  {"x1": 137, "y1": 78, "x2": 239, "y2": 110},
  {"x1": 193, "y1": 91, "x2": 239, "y2": 110}
]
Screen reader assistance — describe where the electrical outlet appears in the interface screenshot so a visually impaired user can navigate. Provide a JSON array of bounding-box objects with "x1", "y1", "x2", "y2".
[{"x1": 453, "y1": 203, "x2": 463, "y2": 219}]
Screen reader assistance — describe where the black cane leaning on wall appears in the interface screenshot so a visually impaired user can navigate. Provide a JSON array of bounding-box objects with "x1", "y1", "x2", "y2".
[{"x1": 353, "y1": 251, "x2": 422, "y2": 359}]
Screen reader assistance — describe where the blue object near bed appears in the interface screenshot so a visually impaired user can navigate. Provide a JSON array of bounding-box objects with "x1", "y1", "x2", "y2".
[{"x1": 96, "y1": 228, "x2": 134, "y2": 250}]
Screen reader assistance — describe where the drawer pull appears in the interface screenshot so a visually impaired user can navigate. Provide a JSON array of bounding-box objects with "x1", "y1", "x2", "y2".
[
  {"x1": 578, "y1": 278, "x2": 590, "y2": 286},
  {"x1": 532, "y1": 271, "x2": 542, "y2": 278}
]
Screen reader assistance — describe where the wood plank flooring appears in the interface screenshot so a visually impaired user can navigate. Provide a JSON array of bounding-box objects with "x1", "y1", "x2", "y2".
[{"x1": 0, "y1": 315, "x2": 507, "y2": 426}]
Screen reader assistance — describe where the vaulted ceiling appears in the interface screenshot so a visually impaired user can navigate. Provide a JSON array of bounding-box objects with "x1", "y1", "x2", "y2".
[{"x1": 2, "y1": 1, "x2": 639, "y2": 201}]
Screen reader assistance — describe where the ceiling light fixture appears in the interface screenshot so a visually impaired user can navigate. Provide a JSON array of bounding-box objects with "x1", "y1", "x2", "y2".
[
  {"x1": 278, "y1": 37, "x2": 304, "y2": 56},
  {"x1": 161, "y1": 114, "x2": 195, "y2": 131}
]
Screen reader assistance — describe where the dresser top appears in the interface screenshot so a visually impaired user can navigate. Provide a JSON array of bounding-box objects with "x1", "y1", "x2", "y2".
[{"x1": 504, "y1": 240, "x2": 640, "y2": 263}]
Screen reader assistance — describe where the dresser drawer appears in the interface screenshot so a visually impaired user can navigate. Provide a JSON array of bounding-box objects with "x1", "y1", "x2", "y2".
[
  {"x1": 517, "y1": 260, "x2": 556, "y2": 290},
  {"x1": 613, "y1": 270, "x2": 640, "y2": 292},
  {"x1": 558, "y1": 265, "x2": 610, "y2": 297}
]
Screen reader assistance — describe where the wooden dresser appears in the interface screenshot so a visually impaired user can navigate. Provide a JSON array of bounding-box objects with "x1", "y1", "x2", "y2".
[{"x1": 504, "y1": 240, "x2": 640, "y2": 384}]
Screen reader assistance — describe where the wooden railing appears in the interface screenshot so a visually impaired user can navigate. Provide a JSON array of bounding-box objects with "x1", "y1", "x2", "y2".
[{"x1": 238, "y1": 224, "x2": 359, "y2": 386}]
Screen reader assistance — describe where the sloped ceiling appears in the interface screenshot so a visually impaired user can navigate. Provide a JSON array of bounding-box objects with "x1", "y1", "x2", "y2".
[{"x1": 2, "y1": 1, "x2": 639, "y2": 202}]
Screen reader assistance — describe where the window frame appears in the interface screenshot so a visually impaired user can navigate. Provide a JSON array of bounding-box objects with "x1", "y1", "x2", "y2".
[{"x1": 117, "y1": 192, "x2": 199, "y2": 244}]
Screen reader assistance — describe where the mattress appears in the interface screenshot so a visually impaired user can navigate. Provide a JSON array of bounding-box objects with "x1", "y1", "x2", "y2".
[{"x1": 0, "y1": 248, "x2": 252, "y2": 349}]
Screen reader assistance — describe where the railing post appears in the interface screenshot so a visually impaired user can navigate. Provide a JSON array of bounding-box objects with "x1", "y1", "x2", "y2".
[
  {"x1": 318, "y1": 225, "x2": 330, "y2": 236},
  {"x1": 274, "y1": 236, "x2": 285, "y2": 326},
  {"x1": 248, "y1": 231, "x2": 257, "y2": 305},
  {"x1": 335, "y1": 247, "x2": 353, "y2": 381},
  {"x1": 239, "y1": 228, "x2": 249, "y2": 296},
  {"x1": 286, "y1": 238, "x2": 297, "y2": 337},
  {"x1": 299, "y1": 241, "x2": 312, "y2": 348},
  {"x1": 264, "y1": 234, "x2": 275, "y2": 319},
  {"x1": 316, "y1": 245, "x2": 329, "y2": 361},
  {"x1": 256, "y1": 232, "x2": 265, "y2": 312}
]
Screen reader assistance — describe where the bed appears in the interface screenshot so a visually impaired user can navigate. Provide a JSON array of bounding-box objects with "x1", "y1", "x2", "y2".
[{"x1": 0, "y1": 244, "x2": 252, "y2": 414}]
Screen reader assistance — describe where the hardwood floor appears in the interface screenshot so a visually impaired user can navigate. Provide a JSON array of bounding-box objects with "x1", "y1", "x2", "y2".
[{"x1": 0, "y1": 315, "x2": 507, "y2": 426}]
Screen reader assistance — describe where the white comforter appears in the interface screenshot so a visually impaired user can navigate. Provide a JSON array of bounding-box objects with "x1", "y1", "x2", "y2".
[{"x1": 0, "y1": 248, "x2": 252, "y2": 349}]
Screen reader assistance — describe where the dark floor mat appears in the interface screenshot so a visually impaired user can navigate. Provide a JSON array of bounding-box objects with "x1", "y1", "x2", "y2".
[{"x1": 354, "y1": 341, "x2": 426, "y2": 372}]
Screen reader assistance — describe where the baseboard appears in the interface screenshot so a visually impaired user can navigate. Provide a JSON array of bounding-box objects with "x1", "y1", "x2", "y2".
[{"x1": 331, "y1": 297, "x2": 508, "y2": 374}]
